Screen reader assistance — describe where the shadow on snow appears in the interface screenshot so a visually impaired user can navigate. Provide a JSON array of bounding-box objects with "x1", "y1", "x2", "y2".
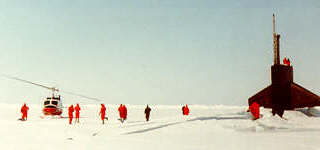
[{"x1": 124, "y1": 114, "x2": 249, "y2": 135}]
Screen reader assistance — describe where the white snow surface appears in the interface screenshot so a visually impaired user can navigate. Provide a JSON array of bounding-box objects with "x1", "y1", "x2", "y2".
[{"x1": 1, "y1": 103, "x2": 320, "y2": 150}]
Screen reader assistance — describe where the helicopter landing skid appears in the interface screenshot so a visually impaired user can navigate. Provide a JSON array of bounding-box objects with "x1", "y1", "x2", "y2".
[{"x1": 40, "y1": 115, "x2": 63, "y2": 119}]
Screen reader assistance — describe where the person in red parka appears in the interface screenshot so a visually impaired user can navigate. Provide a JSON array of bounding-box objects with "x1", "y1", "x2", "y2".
[
  {"x1": 118, "y1": 104, "x2": 122, "y2": 119},
  {"x1": 249, "y1": 102, "x2": 260, "y2": 120},
  {"x1": 123, "y1": 105, "x2": 127, "y2": 121},
  {"x1": 74, "y1": 103, "x2": 81, "y2": 123},
  {"x1": 21, "y1": 103, "x2": 29, "y2": 121},
  {"x1": 68, "y1": 105, "x2": 74, "y2": 125},
  {"x1": 183, "y1": 104, "x2": 190, "y2": 116},
  {"x1": 185, "y1": 104, "x2": 190, "y2": 115},
  {"x1": 118, "y1": 104, "x2": 124, "y2": 123},
  {"x1": 283, "y1": 57, "x2": 291, "y2": 66},
  {"x1": 283, "y1": 57, "x2": 288, "y2": 65},
  {"x1": 99, "y1": 104, "x2": 106, "y2": 124},
  {"x1": 287, "y1": 58, "x2": 291, "y2": 66}
]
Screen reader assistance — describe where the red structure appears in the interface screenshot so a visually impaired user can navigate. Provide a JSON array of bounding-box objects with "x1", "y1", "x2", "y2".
[{"x1": 248, "y1": 14, "x2": 320, "y2": 117}]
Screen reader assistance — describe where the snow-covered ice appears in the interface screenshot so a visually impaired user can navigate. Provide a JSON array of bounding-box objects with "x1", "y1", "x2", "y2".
[{"x1": 1, "y1": 103, "x2": 320, "y2": 150}]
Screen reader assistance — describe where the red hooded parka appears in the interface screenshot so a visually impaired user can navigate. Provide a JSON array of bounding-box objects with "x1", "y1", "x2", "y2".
[
  {"x1": 75, "y1": 104, "x2": 81, "y2": 119},
  {"x1": 100, "y1": 104, "x2": 106, "y2": 121},
  {"x1": 21, "y1": 104, "x2": 29, "y2": 120},
  {"x1": 68, "y1": 105, "x2": 74, "y2": 124},
  {"x1": 249, "y1": 102, "x2": 260, "y2": 120}
]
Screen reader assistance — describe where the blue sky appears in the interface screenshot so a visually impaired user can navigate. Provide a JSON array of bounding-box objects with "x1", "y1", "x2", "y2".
[{"x1": 0, "y1": 0, "x2": 319, "y2": 105}]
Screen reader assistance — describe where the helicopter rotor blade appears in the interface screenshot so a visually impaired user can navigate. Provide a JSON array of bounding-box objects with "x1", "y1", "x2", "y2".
[
  {"x1": 0, "y1": 74, "x2": 102, "y2": 102},
  {"x1": 60, "y1": 90, "x2": 102, "y2": 102},
  {"x1": 0, "y1": 74, "x2": 58, "y2": 92}
]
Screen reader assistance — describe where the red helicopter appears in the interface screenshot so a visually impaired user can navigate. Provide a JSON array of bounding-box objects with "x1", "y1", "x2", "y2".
[
  {"x1": 42, "y1": 89, "x2": 63, "y2": 116},
  {"x1": 1, "y1": 74, "x2": 102, "y2": 116}
]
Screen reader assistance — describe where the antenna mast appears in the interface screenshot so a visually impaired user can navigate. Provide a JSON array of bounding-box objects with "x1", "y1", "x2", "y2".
[{"x1": 273, "y1": 14, "x2": 280, "y2": 65}]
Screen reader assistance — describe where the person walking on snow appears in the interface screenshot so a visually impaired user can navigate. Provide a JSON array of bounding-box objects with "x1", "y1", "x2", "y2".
[
  {"x1": 99, "y1": 104, "x2": 106, "y2": 124},
  {"x1": 123, "y1": 105, "x2": 127, "y2": 121},
  {"x1": 68, "y1": 105, "x2": 74, "y2": 125},
  {"x1": 183, "y1": 104, "x2": 190, "y2": 116},
  {"x1": 118, "y1": 104, "x2": 124, "y2": 123},
  {"x1": 182, "y1": 105, "x2": 185, "y2": 115},
  {"x1": 144, "y1": 105, "x2": 151, "y2": 122},
  {"x1": 75, "y1": 103, "x2": 81, "y2": 123},
  {"x1": 118, "y1": 104, "x2": 127, "y2": 123},
  {"x1": 20, "y1": 103, "x2": 29, "y2": 121}
]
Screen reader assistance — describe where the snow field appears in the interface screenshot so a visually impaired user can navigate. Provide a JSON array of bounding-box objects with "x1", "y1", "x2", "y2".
[{"x1": 1, "y1": 103, "x2": 320, "y2": 150}]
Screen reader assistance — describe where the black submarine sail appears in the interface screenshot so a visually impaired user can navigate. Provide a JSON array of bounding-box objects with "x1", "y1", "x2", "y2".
[{"x1": 248, "y1": 14, "x2": 320, "y2": 117}]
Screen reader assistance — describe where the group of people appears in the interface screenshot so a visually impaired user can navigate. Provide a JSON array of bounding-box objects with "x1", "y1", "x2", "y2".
[
  {"x1": 20, "y1": 103, "x2": 193, "y2": 124},
  {"x1": 17, "y1": 57, "x2": 292, "y2": 123},
  {"x1": 20, "y1": 102, "x2": 263, "y2": 123},
  {"x1": 68, "y1": 103, "x2": 81, "y2": 124},
  {"x1": 68, "y1": 103, "x2": 154, "y2": 125},
  {"x1": 118, "y1": 104, "x2": 128, "y2": 123}
]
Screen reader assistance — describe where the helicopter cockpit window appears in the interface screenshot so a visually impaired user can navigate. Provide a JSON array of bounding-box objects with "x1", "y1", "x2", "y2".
[
  {"x1": 46, "y1": 106, "x2": 55, "y2": 108},
  {"x1": 44, "y1": 101, "x2": 50, "y2": 105},
  {"x1": 51, "y1": 101, "x2": 58, "y2": 105}
]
